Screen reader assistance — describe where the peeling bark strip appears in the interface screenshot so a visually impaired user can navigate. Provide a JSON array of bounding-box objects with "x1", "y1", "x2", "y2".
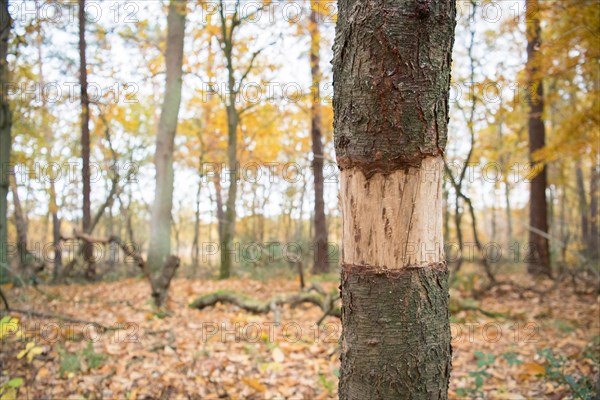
[
  {"x1": 333, "y1": 0, "x2": 456, "y2": 398},
  {"x1": 339, "y1": 265, "x2": 451, "y2": 399},
  {"x1": 333, "y1": 0, "x2": 456, "y2": 176},
  {"x1": 340, "y1": 157, "x2": 444, "y2": 269}
]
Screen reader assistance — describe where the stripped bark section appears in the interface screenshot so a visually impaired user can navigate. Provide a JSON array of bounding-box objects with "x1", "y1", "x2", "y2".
[{"x1": 340, "y1": 157, "x2": 444, "y2": 269}]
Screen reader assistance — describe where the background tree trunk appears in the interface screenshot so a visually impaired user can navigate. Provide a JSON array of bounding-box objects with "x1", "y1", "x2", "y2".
[
  {"x1": 218, "y1": 1, "x2": 240, "y2": 279},
  {"x1": 36, "y1": 17, "x2": 62, "y2": 280},
  {"x1": 78, "y1": 0, "x2": 94, "y2": 279},
  {"x1": 192, "y1": 178, "x2": 201, "y2": 270},
  {"x1": 9, "y1": 177, "x2": 28, "y2": 272},
  {"x1": 333, "y1": 0, "x2": 456, "y2": 398},
  {"x1": 0, "y1": 0, "x2": 11, "y2": 277},
  {"x1": 146, "y1": 0, "x2": 186, "y2": 303},
  {"x1": 590, "y1": 164, "x2": 599, "y2": 261},
  {"x1": 575, "y1": 161, "x2": 589, "y2": 255},
  {"x1": 526, "y1": 0, "x2": 551, "y2": 276},
  {"x1": 50, "y1": 186, "x2": 62, "y2": 280},
  {"x1": 309, "y1": 1, "x2": 329, "y2": 274}
]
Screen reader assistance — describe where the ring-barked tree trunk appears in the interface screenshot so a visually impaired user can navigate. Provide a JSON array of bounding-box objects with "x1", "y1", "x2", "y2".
[
  {"x1": 333, "y1": 0, "x2": 456, "y2": 398},
  {"x1": 146, "y1": 0, "x2": 186, "y2": 306}
]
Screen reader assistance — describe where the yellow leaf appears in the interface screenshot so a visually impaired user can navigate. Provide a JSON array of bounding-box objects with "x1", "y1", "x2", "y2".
[
  {"x1": 17, "y1": 342, "x2": 43, "y2": 362},
  {"x1": 0, "y1": 387, "x2": 17, "y2": 400},
  {"x1": 27, "y1": 346, "x2": 43, "y2": 362},
  {"x1": 241, "y1": 377, "x2": 266, "y2": 392},
  {"x1": 521, "y1": 362, "x2": 545, "y2": 376},
  {"x1": 36, "y1": 367, "x2": 49, "y2": 379},
  {"x1": 0, "y1": 317, "x2": 20, "y2": 340},
  {"x1": 128, "y1": 388, "x2": 138, "y2": 400}
]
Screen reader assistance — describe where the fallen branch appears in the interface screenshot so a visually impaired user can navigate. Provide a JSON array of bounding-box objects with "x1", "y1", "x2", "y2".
[
  {"x1": 1, "y1": 308, "x2": 118, "y2": 331},
  {"x1": 449, "y1": 298, "x2": 507, "y2": 319},
  {"x1": 189, "y1": 290, "x2": 341, "y2": 320}
]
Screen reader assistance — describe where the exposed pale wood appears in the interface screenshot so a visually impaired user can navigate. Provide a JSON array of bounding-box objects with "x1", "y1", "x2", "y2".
[{"x1": 340, "y1": 157, "x2": 444, "y2": 269}]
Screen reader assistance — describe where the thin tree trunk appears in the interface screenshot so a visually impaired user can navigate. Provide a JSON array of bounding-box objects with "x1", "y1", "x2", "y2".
[
  {"x1": 454, "y1": 196, "x2": 464, "y2": 272},
  {"x1": 590, "y1": 164, "x2": 599, "y2": 260},
  {"x1": 192, "y1": 178, "x2": 201, "y2": 270},
  {"x1": 9, "y1": 177, "x2": 29, "y2": 272},
  {"x1": 309, "y1": 1, "x2": 329, "y2": 274},
  {"x1": 214, "y1": 171, "x2": 224, "y2": 241},
  {"x1": 333, "y1": 0, "x2": 456, "y2": 397},
  {"x1": 526, "y1": 0, "x2": 551, "y2": 276},
  {"x1": 559, "y1": 180, "x2": 568, "y2": 267},
  {"x1": 79, "y1": 0, "x2": 93, "y2": 279},
  {"x1": 36, "y1": 16, "x2": 62, "y2": 279},
  {"x1": 0, "y1": 0, "x2": 11, "y2": 277},
  {"x1": 218, "y1": 1, "x2": 240, "y2": 279},
  {"x1": 50, "y1": 187, "x2": 62, "y2": 280},
  {"x1": 505, "y1": 181, "x2": 513, "y2": 246},
  {"x1": 146, "y1": 0, "x2": 186, "y2": 306},
  {"x1": 575, "y1": 161, "x2": 589, "y2": 254},
  {"x1": 443, "y1": 182, "x2": 450, "y2": 245},
  {"x1": 491, "y1": 194, "x2": 497, "y2": 242}
]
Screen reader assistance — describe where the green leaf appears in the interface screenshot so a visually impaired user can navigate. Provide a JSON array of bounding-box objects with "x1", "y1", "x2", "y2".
[{"x1": 6, "y1": 379, "x2": 22, "y2": 388}]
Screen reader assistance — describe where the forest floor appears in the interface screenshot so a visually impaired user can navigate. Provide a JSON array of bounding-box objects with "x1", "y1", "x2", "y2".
[{"x1": 1, "y1": 270, "x2": 598, "y2": 399}]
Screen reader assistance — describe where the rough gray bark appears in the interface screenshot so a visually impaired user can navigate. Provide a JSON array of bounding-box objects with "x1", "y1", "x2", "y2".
[
  {"x1": 525, "y1": 0, "x2": 551, "y2": 276},
  {"x1": 309, "y1": 2, "x2": 329, "y2": 274},
  {"x1": 340, "y1": 265, "x2": 451, "y2": 398},
  {"x1": 146, "y1": 0, "x2": 186, "y2": 306},
  {"x1": 333, "y1": 0, "x2": 456, "y2": 398},
  {"x1": 333, "y1": 0, "x2": 453, "y2": 177},
  {"x1": 0, "y1": 0, "x2": 11, "y2": 276}
]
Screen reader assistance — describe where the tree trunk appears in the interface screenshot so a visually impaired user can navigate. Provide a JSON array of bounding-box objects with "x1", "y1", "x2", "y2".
[
  {"x1": 36, "y1": 16, "x2": 62, "y2": 280},
  {"x1": 575, "y1": 161, "x2": 589, "y2": 254},
  {"x1": 219, "y1": 18, "x2": 239, "y2": 279},
  {"x1": 0, "y1": 0, "x2": 11, "y2": 276},
  {"x1": 78, "y1": 0, "x2": 94, "y2": 279},
  {"x1": 192, "y1": 178, "x2": 201, "y2": 270},
  {"x1": 213, "y1": 170, "x2": 224, "y2": 241},
  {"x1": 443, "y1": 182, "x2": 450, "y2": 245},
  {"x1": 333, "y1": 0, "x2": 455, "y2": 398},
  {"x1": 590, "y1": 164, "x2": 599, "y2": 261},
  {"x1": 504, "y1": 181, "x2": 513, "y2": 246},
  {"x1": 526, "y1": 0, "x2": 551, "y2": 276},
  {"x1": 9, "y1": 177, "x2": 29, "y2": 272},
  {"x1": 309, "y1": 1, "x2": 329, "y2": 274},
  {"x1": 51, "y1": 195, "x2": 62, "y2": 280},
  {"x1": 146, "y1": 0, "x2": 186, "y2": 305}
]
